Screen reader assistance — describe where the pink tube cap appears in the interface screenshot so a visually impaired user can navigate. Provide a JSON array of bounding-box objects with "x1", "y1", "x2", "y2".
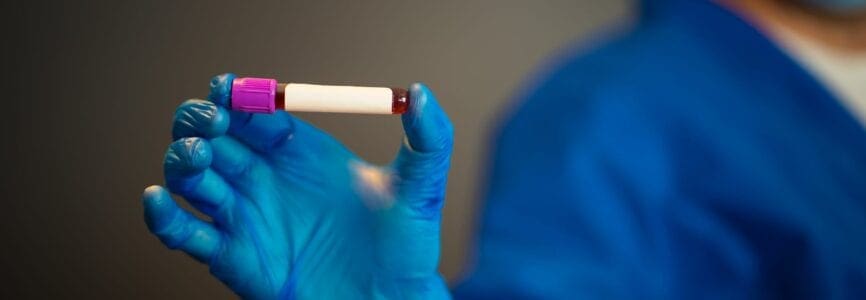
[{"x1": 231, "y1": 77, "x2": 277, "y2": 113}]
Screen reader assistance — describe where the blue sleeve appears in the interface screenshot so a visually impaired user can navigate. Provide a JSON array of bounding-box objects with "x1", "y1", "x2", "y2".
[
  {"x1": 454, "y1": 74, "x2": 661, "y2": 298},
  {"x1": 452, "y1": 66, "x2": 761, "y2": 299},
  {"x1": 451, "y1": 1, "x2": 866, "y2": 295}
]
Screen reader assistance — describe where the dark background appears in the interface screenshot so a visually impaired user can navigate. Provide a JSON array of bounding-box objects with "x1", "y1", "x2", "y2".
[{"x1": 2, "y1": 0, "x2": 630, "y2": 298}]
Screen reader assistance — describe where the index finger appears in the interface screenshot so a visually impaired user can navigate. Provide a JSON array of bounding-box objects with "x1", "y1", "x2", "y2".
[{"x1": 207, "y1": 73, "x2": 236, "y2": 107}]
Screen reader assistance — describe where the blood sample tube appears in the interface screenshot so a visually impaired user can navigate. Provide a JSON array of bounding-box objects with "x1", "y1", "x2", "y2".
[{"x1": 229, "y1": 77, "x2": 409, "y2": 114}]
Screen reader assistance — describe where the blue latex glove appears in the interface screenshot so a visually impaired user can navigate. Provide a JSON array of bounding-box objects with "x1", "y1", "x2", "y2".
[{"x1": 142, "y1": 73, "x2": 453, "y2": 299}]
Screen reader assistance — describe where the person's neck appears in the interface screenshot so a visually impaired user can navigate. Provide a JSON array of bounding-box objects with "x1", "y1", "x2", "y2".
[{"x1": 717, "y1": 0, "x2": 866, "y2": 53}]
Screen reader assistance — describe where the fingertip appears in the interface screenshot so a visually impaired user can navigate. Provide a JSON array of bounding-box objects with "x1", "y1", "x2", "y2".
[
  {"x1": 402, "y1": 83, "x2": 454, "y2": 153},
  {"x1": 143, "y1": 185, "x2": 167, "y2": 199},
  {"x1": 164, "y1": 137, "x2": 213, "y2": 176},
  {"x1": 208, "y1": 73, "x2": 236, "y2": 107},
  {"x1": 172, "y1": 99, "x2": 231, "y2": 140},
  {"x1": 142, "y1": 185, "x2": 176, "y2": 230},
  {"x1": 406, "y1": 82, "x2": 434, "y2": 116}
]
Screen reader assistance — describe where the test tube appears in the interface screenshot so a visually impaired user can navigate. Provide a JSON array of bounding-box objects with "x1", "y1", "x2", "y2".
[{"x1": 229, "y1": 77, "x2": 409, "y2": 114}]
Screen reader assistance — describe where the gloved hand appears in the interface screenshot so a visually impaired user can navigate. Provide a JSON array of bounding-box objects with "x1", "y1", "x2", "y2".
[{"x1": 142, "y1": 73, "x2": 453, "y2": 299}]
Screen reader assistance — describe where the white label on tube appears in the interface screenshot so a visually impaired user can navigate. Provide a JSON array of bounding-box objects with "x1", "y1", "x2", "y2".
[{"x1": 282, "y1": 83, "x2": 393, "y2": 114}]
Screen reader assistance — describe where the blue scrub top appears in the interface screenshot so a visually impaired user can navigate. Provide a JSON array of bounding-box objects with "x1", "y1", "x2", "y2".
[{"x1": 454, "y1": 0, "x2": 866, "y2": 298}]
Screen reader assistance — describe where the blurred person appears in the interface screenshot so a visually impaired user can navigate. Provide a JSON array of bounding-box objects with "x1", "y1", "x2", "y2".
[{"x1": 143, "y1": 0, "x2": 866, "y2": 298}]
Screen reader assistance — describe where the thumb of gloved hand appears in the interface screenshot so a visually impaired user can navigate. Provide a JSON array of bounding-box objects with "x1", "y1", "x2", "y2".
[
  {"x1": 368, "y1": 83, "x2": 454, "y2": 280},
  {"x1": 394, "y1": 83, "x2": 454, "y2": 213}
]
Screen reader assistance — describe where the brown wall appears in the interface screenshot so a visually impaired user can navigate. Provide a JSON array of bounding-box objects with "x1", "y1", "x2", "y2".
[{"x1": 2, "y1": 0, "x2": 630, "y2": 298}]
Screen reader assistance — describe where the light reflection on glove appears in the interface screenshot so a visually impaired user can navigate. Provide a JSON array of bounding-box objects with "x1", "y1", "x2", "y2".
[{"x1": 142, "y1": 73, "x2": 453, "y2": 299}]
